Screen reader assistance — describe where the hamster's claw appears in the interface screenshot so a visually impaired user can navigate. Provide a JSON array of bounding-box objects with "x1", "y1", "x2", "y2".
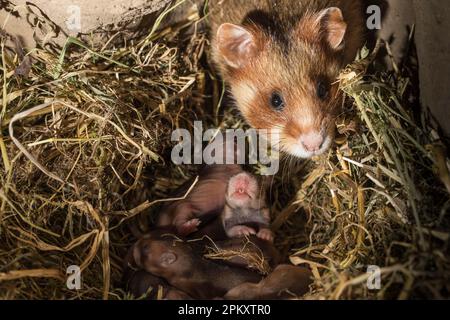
[
  {"x1": 177, "y1": 218, "x2": 201, "y2": 236},
  {"x1": 257, "y1": 228, "x2": 274, "y2": 242},
  {"x1": 228, "y1": 225, "x2": 256, "y2": 238}
]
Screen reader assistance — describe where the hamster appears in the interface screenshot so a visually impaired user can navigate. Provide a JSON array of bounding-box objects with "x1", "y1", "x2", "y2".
[
  {"x1": 221, "y1": 172, "x2": 273, "y2": 241},
  {"x1": 122, "y1": 231, "x2": 193, "y2": 300},
  {"x1": 209, "y1": 0, "x2": 365, "y2": 158},
  {"x1": 157, "y1": 164, "x2": 243, "y2": 236},
  {"x1": 188, "y1": 215, "x2": 229, "y2": 240},
  {"x1": 164, "y1": 288, "x2": 193, "y2": 300},
  {"x1": 224, "y1": 264, "x2": 313, "y2": 300},
  {"x1": 132, "y1": 235, "x2": 263, "y2": 299}
]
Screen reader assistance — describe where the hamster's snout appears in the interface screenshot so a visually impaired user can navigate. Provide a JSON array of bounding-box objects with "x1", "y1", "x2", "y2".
[
  {"x1": 228, "y1": 173, "x2": 258, "y2": 199},
  {"x1": 285, "y1": 126, "x2": 333, "y2": 159},
  {"x1": 300, "y1": 131, "x2": 324, "y2": 152}
]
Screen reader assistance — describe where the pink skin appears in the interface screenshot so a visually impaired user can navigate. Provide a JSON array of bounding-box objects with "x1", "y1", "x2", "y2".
[
  {"x1": 157, "y1": 164, "x2": 244, "y2": 236},
  {"x1": 227, "y1": 173, "x2": 258, "y2": 205},
  {"x1": 227, "y1": 226, "x2": 274, "y2": 242},
  {"x1": 228, "y1": 225, "x2": 257, "y2": 237},
  {"x1": 171, "y1": 202, "x2": 203, "y2": 236},
  {"x1": 177, "y1": 218, "x2": 201, "y2": 236},
  {"x1": 257, "y1": 228, "x2": 274, "y2": 242},
  {"x1": 175, "y1": 174, "x2": 258, "y2": 237}
]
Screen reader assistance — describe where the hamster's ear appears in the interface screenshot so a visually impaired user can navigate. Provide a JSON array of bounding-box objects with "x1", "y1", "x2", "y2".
[
  {"x1": 132, "y1": 243, "x2": 142, "y2": 268},
  {"x1": 160, "y1": 252, "x2": 177, "y2": 267},
  {"x1": 216, "y1": 23, "x2": 259, "y2": 69},
  {"x1": 316, "y1": 7, "x2": 347, "y2": 50}
]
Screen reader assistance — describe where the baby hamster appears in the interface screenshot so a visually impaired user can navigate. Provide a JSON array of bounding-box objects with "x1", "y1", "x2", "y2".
[
  {"x1": 132, "y1": 235, "x2": 263, "y2": 299},
  {"x1": 224, "y1": 264, "x2": 313, "y2": 299},
  {"x1": 221, "y1": 172, "x2": 273, "y2": 241},
  {"x1": 157, "y1": 164, "x2": 243, "y2": 236}
]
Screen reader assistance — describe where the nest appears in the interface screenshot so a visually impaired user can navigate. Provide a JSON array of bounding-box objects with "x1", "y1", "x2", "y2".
[{"x1": 0, "y1": 1, "x2": 449, "y2": 299}]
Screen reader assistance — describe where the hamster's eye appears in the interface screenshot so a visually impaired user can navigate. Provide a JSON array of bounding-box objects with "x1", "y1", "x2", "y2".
[
  {"x1": 270, "y1": 92, "x2": 285, "y2": 111},
  {"x1": 317, "y1": 80, "x2": 330, "y2": 100},
  {"x1": 142, "y1": 243, "x2": 150, "y2": 254}
]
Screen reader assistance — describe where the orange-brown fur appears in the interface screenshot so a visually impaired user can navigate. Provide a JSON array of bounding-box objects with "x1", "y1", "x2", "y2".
[{"x1": 209, "y1": 0, "x2": 365, "y2": 158}]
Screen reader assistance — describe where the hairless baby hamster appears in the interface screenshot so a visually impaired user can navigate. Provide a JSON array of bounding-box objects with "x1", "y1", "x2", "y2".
[
  {"x1": 132, "y1": 235, "x2": 263, "y2": 299},
  {"x1": 157, "y1": 164, "x2": 243, "y2": 236},
  {"x1": 124, "y1": 269, "x2": 192, "y2": 300},
  {"x1": 221, "y1": 171, "x2": 273, "y2": 241},
  {"x1": 122, "y1": 232, "x2": 193, "y2": 300},
  {"x1": 224, "y1": 264, "x2": 313, "y2": 299}
]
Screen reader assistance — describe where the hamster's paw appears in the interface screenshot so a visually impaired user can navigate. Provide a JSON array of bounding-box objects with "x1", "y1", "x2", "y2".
[
  {"x1": 257, "y1": 228, "x2": 274, "y2": 242},
  {"x1": 177, "y1": 218, "x2": 201, "y2": 236},
  {"x1": 228, "y1": 225, "x2": 256, "y2": 238}
]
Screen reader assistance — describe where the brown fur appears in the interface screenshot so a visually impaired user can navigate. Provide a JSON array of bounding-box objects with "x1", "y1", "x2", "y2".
[{"x1": 209, "y1": 0, "x2": 365, "y2": 157}]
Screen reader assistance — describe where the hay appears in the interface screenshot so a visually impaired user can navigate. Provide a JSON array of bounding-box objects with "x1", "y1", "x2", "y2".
[
  {"x1": 203, "y1": 237, "x2": 272, "y2": 275},
  {"x1": 1, "y1": 1, "x2": 449, "y2": 300}
]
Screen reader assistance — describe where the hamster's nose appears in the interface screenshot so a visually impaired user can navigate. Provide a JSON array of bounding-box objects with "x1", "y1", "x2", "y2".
[{"x1": 301, "y1": 132, "x2": 324, "y2": 152}]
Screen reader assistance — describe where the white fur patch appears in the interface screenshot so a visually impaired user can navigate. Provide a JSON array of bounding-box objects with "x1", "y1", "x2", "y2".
[
  {"x1": 232, "y1": 81, "x2": 258, "y2": 107},
  {"x1": 286, "y1": 135, "x2": 332, "y2": 159},
  {"x1": 297, "y1": 111, "x2": 316, "y2": 129}
]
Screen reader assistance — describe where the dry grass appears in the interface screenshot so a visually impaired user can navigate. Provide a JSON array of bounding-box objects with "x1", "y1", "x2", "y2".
[
  {"x1": 203, "y1": 237, "x2": 272, "y2": 275},
  {"x1": 0, "y1": 1, "x2": 449, "y2": 299}
]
